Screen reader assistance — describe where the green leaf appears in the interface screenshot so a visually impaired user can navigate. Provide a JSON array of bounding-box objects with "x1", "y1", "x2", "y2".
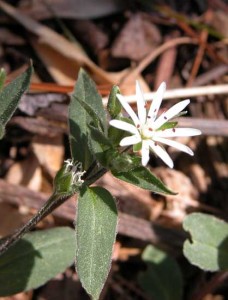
[
  {"x1": 69, "y1": 69, "x2": 107, "y2": 170},
  {"x1": 139, "y1": 245, "x2": 183, "y2": 300},
  {"x1": 0, "y1": 227, "x2": 75, "y2": 296},
  {"x1": 157, "y1": 121, "x2": 178, "y2": 131},
  {"x1": 76, "y1": 186, "x2": 118, "y2": 300},
  {"x1": 183, "y1": 213, "x2": 228, "y2": 271},
  {"x1": 88, "y1": 125, "x2": 112, "y2": 166},
  {"x1": 133, "y1": 142, "x2": 142, "y2": 152},
  {"x1": 107, "y1": 151, "x2": 141, "y2": 173},
  {"x1": 107, "y1": 85, "x2": 121, "y2": 118},
  {"x1": 0, "y1": 64, "x2": 32, "y2": 140},
  {"x1": 74, "y1": 94, "x2": 106, "y2": 133},
  {"x1": 112, "y1": 166, "x2": 175, "y2": 195},
  {"x1": 108, "y1": 116, "x2": 134, "y2": 146},
  {"x1": 0, "y1": 68, "x2": 6, "y2": 91}
]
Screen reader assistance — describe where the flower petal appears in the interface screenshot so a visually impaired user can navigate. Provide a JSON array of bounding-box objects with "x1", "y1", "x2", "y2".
[
  {"x1": 109, "y1": 120, "x2": 139, "y2": 135},
  {"x1": 155, "y1": 128, "x2": 202, "y2": 138},
  {"x1": 141, "y1": 140, "x2": 150, "y2": 166},
  {"x1": 136, "y1": 81, "x2": 146, "y2": 124},
  {"x1": 153, "y1": 136, "x2": 194, "y2": 155},
  {"x1": 148, "y1": 140, "x2": 174, "y2": 168},
  {"x1": 154, "y1": 99, "x2": 190, "y2": 129},
  {"x1": 117, "y1": 94, "x2": 140, "y2": 126},
  {"x1": 120, "y1": 135, "x2": 141, "y2": 146},
  {"x1": 148, "y1": 82, "x2": 166, "y2": 122}
]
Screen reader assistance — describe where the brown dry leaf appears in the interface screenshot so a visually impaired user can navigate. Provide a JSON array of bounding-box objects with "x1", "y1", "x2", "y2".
[
  {"x1": 0, "y1": 203, "x2": 26, "y2": 236},
  {"x1": 153, "y1": 167, "x2": 199, "y2": 224},
  {"x1": 5, "y1": 153, "x2": 42, "y2": 192},
  {"x1": 117, "y1": 247, "x2": 141, "y2": 261},
  {"x1": 111, "y1": 13, "x2": 161, "y2": 61},
  {"x1": 36, "y1": 270, "x2": 81, "y2": 300},
  {"x1": 202, "y1": 294, "x2": 224, "y2": 300},
  {"x1": 0, "y1": 291, "x2": 33, "y2": 300},
  {"x1": 96, "y1": 172, "x2": 153, "y2": 220},
  {"x1": 0, "y1": 28, "x2": 25, "y2": 45},
  {"x1": 211, "y1": 10, "x2": 228, "y2": 38},
  {"x1": 0, "y1": 1, "x2": 127, "y2": 85},
  {"x1": 30, "y1": 37, "x2": 80, "y2": 85},
  {"x1": 19, "y1": 0, "x2": 126, "y2": 20},
  {"x1": 32, "y1": 135, "x2": 64, "y2": 178}
]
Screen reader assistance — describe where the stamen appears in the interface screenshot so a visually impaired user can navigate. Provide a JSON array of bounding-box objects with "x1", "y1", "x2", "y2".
[
  {"x1": 137, "y1": 124, "x2": 140, "y2": 128},
  {"x1": 147, "y1": 116, "x2": 151, "y2": 119},
  {"x1": 172, "y1": 128, "x2": 176, "y2": 132},
  {"x1": 154, "y1": 142, "x2": 157, "y2": 146},
  {"x1": 149, "y1": 128, "x2": 153, "y2": 131},
  {"x1": 164, "y1": 116, "x2": 167, "y2": 120}
]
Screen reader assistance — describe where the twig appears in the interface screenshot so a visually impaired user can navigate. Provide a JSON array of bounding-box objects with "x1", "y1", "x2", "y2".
[
  {"x1": 187, "y1": 30, "x2": 208, "y2": 86},
  {"x1": 120, "y1": 37, "x2": 196, "y2": 84},
  {"x1": 191, "y1": 271, "x2": 228, "y2": 300},
  {"x1": 103, "y1": 84, "x2": 228, "y2": 105}
]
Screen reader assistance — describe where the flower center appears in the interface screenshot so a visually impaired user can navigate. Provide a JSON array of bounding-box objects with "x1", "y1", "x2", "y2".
[{"x1": 140, "y1": 124, "x2": 154, "y2": 139}]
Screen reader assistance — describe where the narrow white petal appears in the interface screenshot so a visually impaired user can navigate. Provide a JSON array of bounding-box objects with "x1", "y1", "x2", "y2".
[
  {"x1": 117, "y1": 94, "x2": 140, "y2": 126},
  {"x1": 154, "y1": 99, "x2": 190, "y2": 129},
  {"x1": 109, "y1": 120, "x2": 139, "y2": 135},
  {"x1": 141, "y1": 140, "x2": 150, "y2": 166},
  {"x1": 120, "y1": 135, "x2": 141, "y2": 146},
  {"x1": 148, "y1": 82, "x2": 166, "y2": 122},
  {"x1": 148, "y1": 140, "x2": 174, "y2": 168},
  {"x1": 155, "y1": 128, "x2": 202, "y2": 138},
  {"x1": 136, "y1": 81, "x2": 146, "y2": 124},
  {"x1": 153, "y1": 136, "x2": 194, "y2": 155}
]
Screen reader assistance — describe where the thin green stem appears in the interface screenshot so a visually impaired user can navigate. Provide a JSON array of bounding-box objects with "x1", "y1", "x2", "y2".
[
  {"x1": 0, "y1": 154, "x2": 118, "y2": 257},
  {"x1": 0, "y1": 192, "x2": 71, "y2": 256}
]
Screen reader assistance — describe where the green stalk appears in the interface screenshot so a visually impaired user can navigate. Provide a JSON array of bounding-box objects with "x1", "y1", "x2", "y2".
[{"x1": 0, "y1": 193, "x2": 71, "y2": 256}]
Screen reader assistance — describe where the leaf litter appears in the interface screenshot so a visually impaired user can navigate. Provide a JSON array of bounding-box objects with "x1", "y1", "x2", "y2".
[{"x1": 0, "y1": 0, "x2": 228, "y2": 299}]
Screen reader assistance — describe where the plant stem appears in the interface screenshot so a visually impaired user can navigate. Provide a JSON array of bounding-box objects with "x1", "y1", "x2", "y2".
[
  {"x1": 0, "y1": 193, "x2": 71, "y2": 256},
  {"x1": 0, "y1": 160, "x2": 109, "y2": 256}
]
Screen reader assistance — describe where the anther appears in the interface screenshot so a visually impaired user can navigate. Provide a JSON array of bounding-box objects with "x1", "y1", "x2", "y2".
[{"x1": 172, "y1": 128, "x2": 176, "y2": 132}]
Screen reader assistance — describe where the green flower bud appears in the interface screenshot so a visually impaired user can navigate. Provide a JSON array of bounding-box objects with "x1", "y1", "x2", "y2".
[
  {"x1": 107, "y1": 85, "x2": 121, "y2": 118},
  {"x1": 53, "y1": 159, "x2": 86, "y2": 196}
]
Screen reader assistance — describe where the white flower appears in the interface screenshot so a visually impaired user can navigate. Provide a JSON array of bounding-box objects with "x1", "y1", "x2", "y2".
[{"x1": 109, "y1": 81, "x2": 201, "y2": 168}]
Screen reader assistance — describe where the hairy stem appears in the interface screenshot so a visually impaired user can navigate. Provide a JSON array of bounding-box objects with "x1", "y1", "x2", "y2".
[{"x1": 0, "y1": 193, "x2": 71, "y2": 256}]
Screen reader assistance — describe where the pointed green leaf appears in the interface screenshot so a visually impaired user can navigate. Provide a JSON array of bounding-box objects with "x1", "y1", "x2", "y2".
[
  {"x1": 74, "y1": 94, "x2": 105, "y2": 133},
  {"x1": 76, "y1": 186, "x2": 118, "y2": 300},
  {"x1": 112, "y1": 166, "x2": 175, "y2": 195},
  {"x1": 0, "y1": 68, "x2": 6, "y2": 91},
  {"x1": 0, "y1": 64, "x2": 32, "y2": 139},
  {"x1": 69, "y1": 69, "x2": 107, "y2": 170},
  {"x1": 183, "y1": 213, "x2": 228, "y2": 271},
  {"x1": 0, "y1": 227, "x2": 75, "y2": 296},
  {"x1": 107, "y1": 85, "x2": 121, "y2": 118},
  {"x1": 139, "y1": 245, "x2": 183, "y2": 300},
  {"x1": 88, "y1": 125, "x2": 112, "y2": 166},
  {"x1": 157, "y1": 121, "x2": 178, "y2": 131}
]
